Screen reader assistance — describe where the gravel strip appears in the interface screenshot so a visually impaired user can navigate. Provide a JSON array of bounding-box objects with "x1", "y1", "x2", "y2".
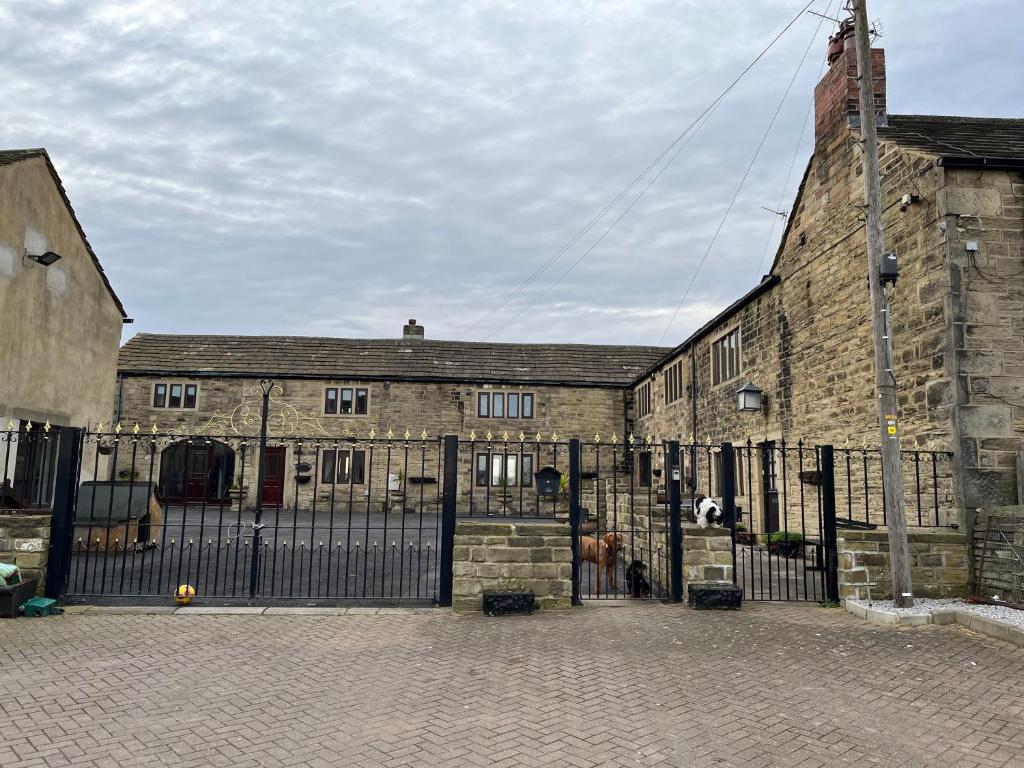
[{"x1": 847, "y1": 597, "x2": 1024, "y2": 629}]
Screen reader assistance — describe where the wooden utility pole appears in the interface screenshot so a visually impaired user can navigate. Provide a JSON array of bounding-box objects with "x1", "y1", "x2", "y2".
[{"x1": 852, "y1": 0, "x2": 913, "y2": 607}]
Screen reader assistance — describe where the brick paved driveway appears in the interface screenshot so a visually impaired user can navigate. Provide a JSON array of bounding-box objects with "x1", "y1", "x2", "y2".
[{"x1": 2, "y1": 603, "x2": 1023, "y2": 767}]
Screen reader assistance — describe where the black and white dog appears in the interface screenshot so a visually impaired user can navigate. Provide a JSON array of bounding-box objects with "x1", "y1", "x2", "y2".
[
  {"x1": 694, "y1": 495, "x2": 724, "y2": 528},
  {"x1": 624, "y1": 559, "x2": 652, "y2": 598}
]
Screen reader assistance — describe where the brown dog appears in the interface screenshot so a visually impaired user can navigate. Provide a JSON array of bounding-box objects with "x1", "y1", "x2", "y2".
[{"x1": 579, "y1": 532, "x2": 624, "y2": 595}]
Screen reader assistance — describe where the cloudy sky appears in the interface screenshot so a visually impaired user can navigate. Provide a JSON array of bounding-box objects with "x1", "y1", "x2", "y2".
[{"x1": 2, "y1": 1, "x2": 1021, "y2": 346}]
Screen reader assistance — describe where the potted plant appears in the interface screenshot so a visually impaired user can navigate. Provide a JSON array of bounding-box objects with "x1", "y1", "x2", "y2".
[
  {"x1": 734, "y1": 523, "x2": 754, "y2": 546},
  {"x1": 766, "y1": 531, "x2": 804, "y2": 558},
  {"x1": 117, "y1": 468, "x2": 140, "y2": 481},
  {"x1": 228, "y1": 473, "x2": 248, "y2": 502}
]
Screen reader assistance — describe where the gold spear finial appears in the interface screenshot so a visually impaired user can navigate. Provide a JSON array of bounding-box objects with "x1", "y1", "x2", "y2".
[
  {"x1": 469, "y1": 429, "x2": 477, "y2": 441},
  {"x1": 628, "y1": 433, "x2": 635, "y2": 445},
  {"x1": 43, "y1": 420, "x2": 52, "y2": 433},
  {"x1": 368, "y1": 427, "x2": 376, "y2": 439},
  {"x1": 132, "y1": 423, "x2": 140, "y2": 435},
  {"x1": 25, "y1": 420, "x2": 33, "y2": 433},
  {"x1": 594, "y1": 432, "x2": 600, "y2": 444},
  {"x1": 485, "y1": 430, "x2": 493, "y2": 441},
  {"x1": 152, "y1": 423, "x2": 159, "y2": 434},
  {"x1": 421, "y1": 429, "x2": 428, "y2": 440},
  {"x1": 501, "y1": 430, "x2": 509, "y2": 442},
  {"x1": 611, "y1": 432, "x2": 618, "y2": 444},
  {"x1": 115, "y1": 422, "x2": 123, "y2": 434}
]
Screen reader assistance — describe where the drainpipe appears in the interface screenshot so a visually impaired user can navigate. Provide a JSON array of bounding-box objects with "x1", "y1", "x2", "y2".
[
  {"x1": 689, "y1": 346, "x2": 698, "y2": 442},
  {"x1": 114, "y1": 374, "x2": 124, "y2": 427}
]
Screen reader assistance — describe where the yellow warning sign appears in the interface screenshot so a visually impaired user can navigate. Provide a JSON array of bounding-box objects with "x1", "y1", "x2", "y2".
[{"x1": 885, "y1": 414, "x2": 898, "y2": 435}]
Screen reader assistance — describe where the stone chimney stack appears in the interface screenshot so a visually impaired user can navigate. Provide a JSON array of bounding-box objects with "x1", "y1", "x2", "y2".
[
  {"x1": 814, "y1": 18, "x2": 886, "y2": 144},
  {"x1": 402, "y1": 318, "x2": 424, "y2": 340}
]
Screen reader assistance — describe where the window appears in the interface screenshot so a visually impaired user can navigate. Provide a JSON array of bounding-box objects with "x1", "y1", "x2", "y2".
[
  {"x1": 324, "y1": 387, "x2": 369, "y2": 416},
  {"x1": 712, "y1": 328, "x2": 741, "y2": 385},
  {"x1": 521, "y1": 454, "x2": 533, "y2": 487},
  {"x1": 151, "y1": 381, "x2": 199, "y2": 409},
  {"x1": 664, "y1": 360, "x2": 685, "y2": 404},
  {"x1": 476, "y1": 392, "x2": 535, "y2": 419},
  {"x1": 636, "y1": 381, "x2": 652, "y2": 418},
  {"x1": 638, "y1": 451, "x2": 652, "y2": 487},
  {"x1": 321, "y1": 449, "x2": 366, "y2": 484},
  {"x1": 475, "y1": 452, "x2": 533, "y2": 487},
  {"x1": 713, "y1": 451, "x2": 745, "y2": 497}
]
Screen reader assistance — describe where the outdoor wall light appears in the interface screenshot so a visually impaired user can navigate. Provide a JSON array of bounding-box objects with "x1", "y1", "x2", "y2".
[
  {"x1": 736, "y1": 382, "x2": 763, "y2": 413},
  {"x1": 23, "y1": 250, "x2": 62, "y2": 267}
]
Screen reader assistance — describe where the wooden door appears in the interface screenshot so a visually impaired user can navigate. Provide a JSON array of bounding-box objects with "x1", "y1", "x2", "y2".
[
  {"x1": 185, "y1": 447, "x2": 210, "y2": 502},
  {"x1": 261, "y1": 447, "x2": 285, "y2": 506}
]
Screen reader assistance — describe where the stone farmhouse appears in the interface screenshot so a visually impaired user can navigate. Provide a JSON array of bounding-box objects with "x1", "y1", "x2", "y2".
[
  {"x1": 113, "y1": 31, "x2": 1024, "y2": 533},
  {"x1": 115, "y1": 321, "x2": 668, "y2": 511},
  {"x1": 1, "y1": 149, "x2": 128, "y2": 509},
  {"x1": 631, "y1": 28, "x2": 1024, "y2": 530}
]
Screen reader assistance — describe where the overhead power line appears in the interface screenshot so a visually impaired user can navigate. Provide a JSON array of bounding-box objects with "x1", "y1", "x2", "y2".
[
  {"x1": 459, "y1": 0, "x2": 819, "y2": 341},
  {"x1": 657, "y1": 1, "x2": 832, "y2": 345}
]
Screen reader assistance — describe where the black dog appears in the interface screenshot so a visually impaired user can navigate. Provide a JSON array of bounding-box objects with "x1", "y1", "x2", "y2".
[{"x1": 625, "y1": 559, "x2": 652, "y2": 598}]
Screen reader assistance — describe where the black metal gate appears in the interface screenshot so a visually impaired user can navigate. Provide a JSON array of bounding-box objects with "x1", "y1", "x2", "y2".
[{"x1": 48, "y1": 426, "x2": 450, "y2": 605}]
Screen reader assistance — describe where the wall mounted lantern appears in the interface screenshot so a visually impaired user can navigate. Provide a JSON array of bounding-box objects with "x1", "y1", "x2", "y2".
[{"x1": 736, "y1": 382, "x2": 763, "y2": 413}]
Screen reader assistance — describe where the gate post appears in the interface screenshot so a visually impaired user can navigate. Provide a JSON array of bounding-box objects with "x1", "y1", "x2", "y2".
[
  {"x1": 569, "y1": 438, "x2": 582, "y2": 606},
  {"x1": 247, "y1": 380, "x2": 273, "y2": 600},
  {"x1": 666, "y1": 441, "x2": 683, "y2": 603},
  {"x1": 438, "y1": 434, "x2": 459, "y2": 607},
  {"x1": 45, "y1": 428, "x2": 83, "y2": 600},
  {"x1": 820, "y1": 444, "x2": 840, "y2": 604},
  {"x1": 720, "y1": 442, "x2": 738, "y2": 583}
]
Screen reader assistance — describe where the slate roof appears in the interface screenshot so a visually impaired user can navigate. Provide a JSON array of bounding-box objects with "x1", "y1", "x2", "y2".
[
  {"x1": 878, "y1": 114, "x2": 1024, "y2": 163},
  {"x1": 0, "y1": 148, "x2": 128, "y2": 318},
  {"x1": 119, "y1": 334, "x2": 672, "y2": 388}
]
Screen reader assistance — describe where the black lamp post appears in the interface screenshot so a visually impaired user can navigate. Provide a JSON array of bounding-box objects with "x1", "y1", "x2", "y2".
[{"x1": 248, "y1": 379, "x2": 274, "y2": 600}]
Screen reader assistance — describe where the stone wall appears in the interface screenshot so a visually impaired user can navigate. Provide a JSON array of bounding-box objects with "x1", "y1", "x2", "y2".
[
  {"x1": 451, "y1": 520, "x2": 572, "y2": 611},
  {"x1": 0, "y1": 512, "x2": 52, "y2": 594},
  {"x1": 838, "y1": 528, "x2": 969, "y2": 601}
]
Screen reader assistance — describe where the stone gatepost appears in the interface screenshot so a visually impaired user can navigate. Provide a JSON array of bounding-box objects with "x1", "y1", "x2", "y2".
[
  {"x1": 682, "y1": 524, "x2": 735, "y2": 590},
  {"x1": 0, "y1": 513, "x2": 52, "y2": 594},
  {"x1": 452, "y1": 520, "x2": 573, "y2": 611}
]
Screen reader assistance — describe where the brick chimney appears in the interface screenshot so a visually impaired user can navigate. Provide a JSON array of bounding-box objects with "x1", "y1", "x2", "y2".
[
  {"x1": 402, "y1": 318, "x2": 424, "y2": 340},
  {"x1": 814, "y1": 19, "x2": 886, "y2": 144}
]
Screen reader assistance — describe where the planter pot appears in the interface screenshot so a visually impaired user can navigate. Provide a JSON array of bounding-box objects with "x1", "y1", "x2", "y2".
[
  {"x1": 768, "y1": 541, "x2": 802, "y2": 558},
  {"x1": 482, "y1": 590, "x2": 536, "y2": 616}
]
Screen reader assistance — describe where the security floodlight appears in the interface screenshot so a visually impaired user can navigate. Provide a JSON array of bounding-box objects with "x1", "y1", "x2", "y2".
[{"x1": 26, "y1": 250, "x2": 62, "y2": 267}]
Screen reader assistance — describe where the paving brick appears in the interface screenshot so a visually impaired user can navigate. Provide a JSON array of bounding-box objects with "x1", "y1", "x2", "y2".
[{"x1": 1, "y1": 603, "x2": 1022, "y2": 767}]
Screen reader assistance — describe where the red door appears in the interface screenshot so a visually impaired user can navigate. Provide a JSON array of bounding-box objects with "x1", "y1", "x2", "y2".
[
  {"x1": 185, "y1": 448, "x2": 210, "y2": 502},
  {"x1": 261, "y1": 447, "x2": 285, "y2": 506}
]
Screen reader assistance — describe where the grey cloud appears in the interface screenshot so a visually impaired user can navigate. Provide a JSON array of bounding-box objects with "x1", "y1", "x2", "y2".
[{"x1": 0, "y1": 0, "x2": 1020, "y2": 346}]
